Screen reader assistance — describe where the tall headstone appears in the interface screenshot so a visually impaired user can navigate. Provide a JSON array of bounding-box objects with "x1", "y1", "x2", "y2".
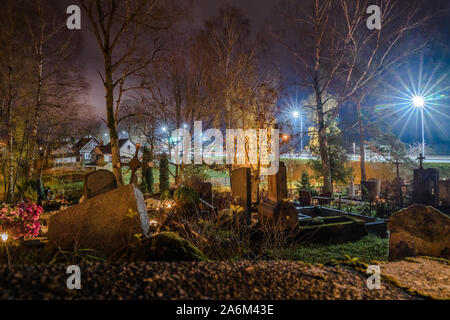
[
  {"x1": 361, "y1": 179, "x2": 380, "y2": 202},
  {"x1": 83, "y1": 169, "x2": 118, "y2": 199},
  {"x1": 258, "y1": 162, "x2": 298, "y2": 228},
  {"x1": 230, "y1": 167, "x2": 252, "y2": 223},
  {"x1": 267, "y1": 162, "x2": 288, "y2": 202},
  {"x1": 391, "y1": 159, "x2": 404, "y2": 204},
  {"x1": 392, "y1": 177, "x2": 405, "y2": 205},
  {"x1": 413, "y1": 154, "x2": 439, "y2": 207},
  {"x1": 439, "y1": 180, "x2": 450, "y2": 206},
  {"x1": 348, "y1": 179, "x2": 355, "y2": 197}
]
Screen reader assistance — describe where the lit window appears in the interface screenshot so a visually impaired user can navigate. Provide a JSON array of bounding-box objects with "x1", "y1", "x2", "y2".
[{"x1": 85, "y1": 153, "x2": 91, "y2": 160}]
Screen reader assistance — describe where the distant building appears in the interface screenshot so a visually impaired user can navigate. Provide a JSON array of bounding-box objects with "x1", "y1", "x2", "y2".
[
  {"x1": 91, "y1": 139, "x2": 137, "y2": 165},
  {"x1": 77, "y1": 137, "x2": 101, "y2": 163}
]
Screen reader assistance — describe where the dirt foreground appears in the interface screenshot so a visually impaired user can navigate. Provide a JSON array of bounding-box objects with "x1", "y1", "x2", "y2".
[{"x1": 1, "y1": 258, "x2": 446, "y2": 299}]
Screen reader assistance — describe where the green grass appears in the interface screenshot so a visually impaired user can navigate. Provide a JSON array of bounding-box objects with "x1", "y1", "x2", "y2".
[{"x1": 274, "y1": 235, "x2": 388, "y2": 264}]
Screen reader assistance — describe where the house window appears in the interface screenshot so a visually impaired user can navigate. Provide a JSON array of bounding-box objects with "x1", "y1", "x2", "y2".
[{"x1": 85, "y1": 153, "x2": 91, "y2": 160}]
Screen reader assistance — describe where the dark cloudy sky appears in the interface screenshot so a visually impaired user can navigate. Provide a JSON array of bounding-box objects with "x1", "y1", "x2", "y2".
[
  {"x1": 76, "y1": 0, "x2": 449, "y2": 153},
  {"x1": 79, "y1": 0, "x2": 276, "y2": 118}
]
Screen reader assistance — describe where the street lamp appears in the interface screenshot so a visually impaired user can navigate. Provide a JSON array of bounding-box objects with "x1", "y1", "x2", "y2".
[
  {"x1": 412, "y1": 96, "x2": 426, "y2": 156},
  {"x1": 292, "y1": 111, "x2": 303, "y2": 152}
]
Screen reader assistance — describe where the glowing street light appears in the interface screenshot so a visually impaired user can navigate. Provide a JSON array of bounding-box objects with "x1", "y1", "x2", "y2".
[
  {"x1": 412, "y1": 95, "x2": 426, "y2": 156},
  {"x1": 412, "y1": 96, "x2": 425, "y2": 108},
  {"x1": 292, "y1": 111, "x2": 299, "y2": 118}
]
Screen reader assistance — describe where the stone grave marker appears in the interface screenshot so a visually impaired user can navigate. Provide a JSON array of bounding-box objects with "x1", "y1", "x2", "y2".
[
  {"x1": 387, "y1": 204, "x2": 449, "y2": 260},
  {"x1": 348, "y1": 179, "x2": 355, "y2": 197},
  {"x1": 258, "y1": 162, "x2": 298, "y2": 228},
  {"x1": 413, "y1": 154, "x2": 439, "y2": 207},
  {"x1": 185, "y1": 178, "x2": 213, "y2": 205},
  {"x1": 298, "y1": 190, "x2": 312, "y2": 206},
  {"x1": 439, "y1": 180, "x2": 450, "y2": 206},
  {"x1": 230, "y1": 167, "x2": 252, "y2": 223},
  {"x1": 46, "y1": 184, "x2": 149, "y2": 255},
  {"x1": 391, "y1": 177, "x2": 405, "y2": 205},
  {"x1": 83, "y1": 169, "x2": 118, "y2": 200},
  {"x1": 361, "y1": 179, "x2": 380, "y2": 202},
  {"x1": 267, "y1": 162, "x2": 288, "y2": 202}
]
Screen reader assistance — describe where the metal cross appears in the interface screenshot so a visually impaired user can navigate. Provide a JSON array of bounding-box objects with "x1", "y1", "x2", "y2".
[{"x1": 417, "y1": 153, "x2": 425, "y2": 169}]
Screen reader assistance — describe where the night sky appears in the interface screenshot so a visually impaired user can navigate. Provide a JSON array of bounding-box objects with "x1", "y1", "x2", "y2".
[
  {"x1": 79, "y1": 0, "x2": 277, "y2": 118},
  {"x1": 77, "y1": 0, "x2": 449, "y2": 154}
]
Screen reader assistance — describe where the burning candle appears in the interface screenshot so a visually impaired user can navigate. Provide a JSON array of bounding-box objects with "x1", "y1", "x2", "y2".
[{"x1": 1, "y1": 233, "x2": 8, "y2": 242}]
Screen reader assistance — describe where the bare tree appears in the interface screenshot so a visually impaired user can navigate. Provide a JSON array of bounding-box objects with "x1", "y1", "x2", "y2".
[
  {"x1": 80, "y1": 0, "x2": 189, "y2": 185},
  {"x1": 273, "y1": 0, "x2": 429, "y2": 194},
  {"x1": 26, "y1": 0, "x2": 83, "y2": 179},
  {"x1": 0, "y1": 0, "x2": 29, "y2": 202}
]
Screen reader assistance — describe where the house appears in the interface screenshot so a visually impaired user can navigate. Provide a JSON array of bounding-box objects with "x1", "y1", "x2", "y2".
[
  {"x1": 52, "y1": 137, "x2": 99, "y2": 166},
  {"x1": 76, "y1": 137, "x2": 100, "y2": 163},
  {"x1": 52, "y1": 144, "x2": 78, "y2": 165},
  {"x1": 52, "y1": 137, "x2": 137, "y2": 168},
  {"x1": 90, "y1": 139, "x2": 137, "y2": 165}
]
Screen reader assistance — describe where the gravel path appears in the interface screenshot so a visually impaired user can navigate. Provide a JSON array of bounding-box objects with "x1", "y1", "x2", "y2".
[{"x1": 0, "y1": 261, "x2": 419, "y2": 300}]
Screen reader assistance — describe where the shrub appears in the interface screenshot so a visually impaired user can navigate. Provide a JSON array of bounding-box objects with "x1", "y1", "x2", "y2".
[
  {"x1": 16, "y1": 180, "x2": 39, "y2": 202},
  {"x1": 159, "y1": 153, "x2": 170, "y2": 192},
  {"x1": 174, "y1": 186, "x2": 200, "y2": 209},
  {"x1": 0, "y1": 203, "x2": 42, "y2": 239},
  {"x1": 295, "y1": 171, "x2": 318, "y2": 196}
]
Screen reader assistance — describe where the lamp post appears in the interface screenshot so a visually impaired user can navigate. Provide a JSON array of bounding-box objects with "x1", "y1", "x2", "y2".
[
  {"x1": 292, "y1": 111, "x2": 303, "y2": 153},
  {"x1": 412, "y1": 96, "x2": 425, "y2": 156}
]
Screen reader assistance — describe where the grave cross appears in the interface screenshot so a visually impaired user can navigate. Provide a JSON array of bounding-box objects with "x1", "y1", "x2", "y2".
[
  {"x1": 121, "y1": 144, "x2": 142, "y2": 185},
  {"x1": 393, "y1": 159, "x2": 402, "y2": 179},
  {"x1": 417, "y1": 153, "x2": 425, "y2": 169}
]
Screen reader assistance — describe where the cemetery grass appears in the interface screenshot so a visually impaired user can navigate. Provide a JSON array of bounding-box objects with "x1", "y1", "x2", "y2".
[{"x1": 271, "y1": 235, "x2": 388, "y2": 265}]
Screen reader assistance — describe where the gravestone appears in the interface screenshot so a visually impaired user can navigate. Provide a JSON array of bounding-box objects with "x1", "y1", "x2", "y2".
[
  {"x1": 83, "y1": 169, "x2": 118, "y2": 199},
  {"x1": 298, "y1": 190, "x2": 312, "y2": 206},
  {"x1": 230, "y1": 167, "x2": 252, "y2": 224},
  {"x1": 251, "y1": 177, "x2": 260, "y2": 205},
  {"x1": 361, "y1": 179, "x2": 380, "y2": 202},
  {"x1": 46, "y1": 184, "x2": 149, "y2": 255},
  {"x1": 268, "y1": 162, "x2": 288, "y2": 202},
  {"x1": 438, "y1": 180, "x2": 450, "y2": 206},
  {"x1": 387, "y1": 204, "x2": 449, "y2": 260},
  {"x1": 258, "y1": 162, "x2": 298, "y2": 228},
  {"x1": 381, "y1": 180, "x2": 391, "y2": 196},
  {"x1": 185, "y1": 178, "x2": 213, "y2": 205},
  {"x1": 348, "y1": 179, "x2": 355, "y2": 197},
  {"x1": 369, "y1": 178, "x2": 381, "y2": 195},
  {"x1": 413, "y1": 154, "x2": 439, "y2": 207},
  {"x1": 391, "y1": 177, "x2": 404, "y2": 205}
]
